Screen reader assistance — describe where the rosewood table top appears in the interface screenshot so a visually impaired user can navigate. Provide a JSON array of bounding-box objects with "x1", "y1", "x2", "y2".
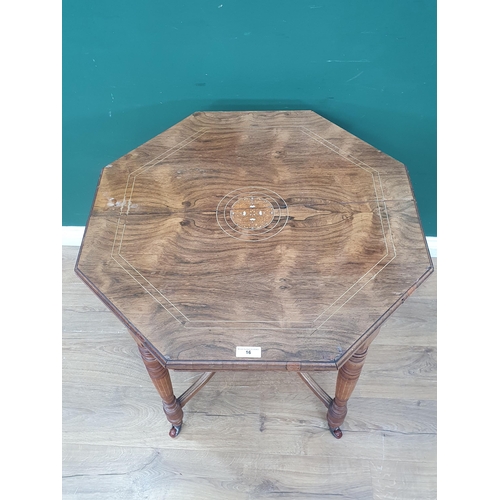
[{"x1": 75, "y1": 111, "x2": 433, "y2": 373}]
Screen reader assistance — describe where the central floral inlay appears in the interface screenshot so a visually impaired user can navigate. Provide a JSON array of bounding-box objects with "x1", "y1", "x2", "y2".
[{"x1": 230, "y1": 196, "x2": 275, "y2": 229}]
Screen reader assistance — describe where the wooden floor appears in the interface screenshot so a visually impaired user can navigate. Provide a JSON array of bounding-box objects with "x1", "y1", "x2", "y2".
[{"x1": 62, "y1": 246, "x2": 437, "y2": 500}]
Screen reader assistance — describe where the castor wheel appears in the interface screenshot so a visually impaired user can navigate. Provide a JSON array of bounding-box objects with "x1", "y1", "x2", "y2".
[
  {"x1": 330, "y1": 427, "x2": 343, "y2": 439},
  {"x1": 169, "y1": 424, "x2": 182, "y2": 438}
]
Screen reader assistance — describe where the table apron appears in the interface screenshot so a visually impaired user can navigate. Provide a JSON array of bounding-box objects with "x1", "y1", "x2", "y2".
[{"x1": 165, "y1": 361, "x2": 339, "y2": 372}]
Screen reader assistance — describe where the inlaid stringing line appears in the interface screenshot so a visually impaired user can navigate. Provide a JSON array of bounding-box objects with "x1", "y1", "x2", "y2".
[
  {"x1": 301, "y1": 128, "x2": 391, "y2": 322},
  {"x1": 303, "y1": 126, "x2": 395, "y2": 256},
  {"x1": 311, "y1": 256, "x2": 388, "y2": 324},
  {"x1": 112, "y1": 129, "x2": 209, "y2": 324},
  {"x1": 300, "y1": 126, "x2": 395, "y2": 255},
  {"x1": 376, "y1": 171, "x2": 397, "y2": 255},
  {"x1": 111, "y1": 123, "x2": 397, "y2": 329},
  {"x1": 113, "y1": 253, "x2": 190, "y2": 323},
  {"x1": 302, "y1": 125, "x2": 398, "y2": 252},
  {"x1": 117, "y1": 129, "x2": 207, "y2": 219},
  {"x1": 131, "y1": 129, "x2": 208, "y2": 178},
  {"x1": 301, "y1": 126, "x2": 396, "y2": 255},
  {"x1": 110, "y1": 215, "x2": 124, "y2": 256},
  {"x1": 312, "y1": 255, "x2": 397, "y2": 333},
  {"x1": 299, "y1": 127, "x2": 397, "y2": 329},
  {"x1": 117, "y1": 216, "x2": 127, "y2": 252},
  {"x1": 124, "y1": 131, "x2": 208, "y2": 219},
  {"x1": 299, "y1": 127, "x2": 389, "y2": 254},
  {"x1": 312, "y1": 189, "x2": 398, "y2": 327},
  {"x1": 301, "y1": 127, "x2": 377, "y2": 175},
  {"x1": 364, "y1": 170, "x2": 388, "y2": 255},
  {"x1": 117, "y1": 130, "x2": 208, "y2": 227},
  {"x1": 110, "y1": 254, "x2": 185, "y2": 325},
  {"x1": 128, "y1": 129, "x2": 208, "y2": 176},
  {"x1": 311, "y1": 229, "x2": 396, "y2": 327},
  {"x1": 111, "y1": 209, "x2": 189, "y2": 322},
  {"x1": 310, "y1": 225, "x2": 396, "y2": 327},
  {"x1": 301, "y1": 126, "x2": 395, "y2": 255},
  {"x1": 124, "y1": 176, "x2": 137, "y2": 217},
  {"x1": 112, "y1": 222, "x2": 189, "y2": 322},
  {"x1": 113, "y1": 211, "x2": 189, "y2": 322}
]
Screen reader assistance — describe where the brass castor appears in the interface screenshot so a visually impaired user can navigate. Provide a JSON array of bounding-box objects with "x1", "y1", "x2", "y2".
[
  {"x1": 169, "y1": 424, "x2": 182, "y2": 438},
  {"x1": 330, "y1": 427, "x2": 343, "y2": 439}
]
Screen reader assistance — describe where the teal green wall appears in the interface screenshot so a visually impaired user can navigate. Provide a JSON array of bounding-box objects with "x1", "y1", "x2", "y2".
[{"x1": 63, "y1": 0, "x2": 436, "y2": 236}]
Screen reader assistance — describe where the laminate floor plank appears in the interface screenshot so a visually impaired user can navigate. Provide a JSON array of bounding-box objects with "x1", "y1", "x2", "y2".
[
  {"x1": 63, "y1": 444, "x2": 373, "y2": 500},
  {"x1": 63, "y1": 379, "x2": 435, "y2": 461},
  {"x1": 370, "y1": 459, "x2": 437, "y2": 500}
]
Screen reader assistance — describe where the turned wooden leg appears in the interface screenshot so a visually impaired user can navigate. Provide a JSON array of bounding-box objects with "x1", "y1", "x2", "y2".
[
  {"x1": 327, "y1": 344, "x2": 370, "y2": 439},
  {"x1": 138, "y1": 344, "x2": 184, "y2": 438}
]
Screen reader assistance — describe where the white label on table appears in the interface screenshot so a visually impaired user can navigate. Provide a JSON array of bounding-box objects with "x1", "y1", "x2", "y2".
[{"x1": 236, "y1": 346, "x2": 261, "y2": 358}]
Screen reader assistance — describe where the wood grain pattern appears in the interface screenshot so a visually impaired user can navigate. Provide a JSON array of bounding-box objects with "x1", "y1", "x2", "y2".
[
  {"x1": 62, "y1": 444, "x2": 375, "y2": 499},
  {"x1": 75, "y1": 111, "x2": 433, "y2": 371},
  {"x1": 328, "y1": 339, "x2": 373, "y2": 436},
  {"x1": 137, "y1": 343, "x2": 184, "y2": 436},
  {"x1": 64, "y1": 247, "x2": 436, "y2": 498}
]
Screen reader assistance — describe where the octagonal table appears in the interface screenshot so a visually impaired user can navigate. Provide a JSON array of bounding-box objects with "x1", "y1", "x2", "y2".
[{"x1": 75, "y1": 111, "x2": 433, "y2": 439}]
